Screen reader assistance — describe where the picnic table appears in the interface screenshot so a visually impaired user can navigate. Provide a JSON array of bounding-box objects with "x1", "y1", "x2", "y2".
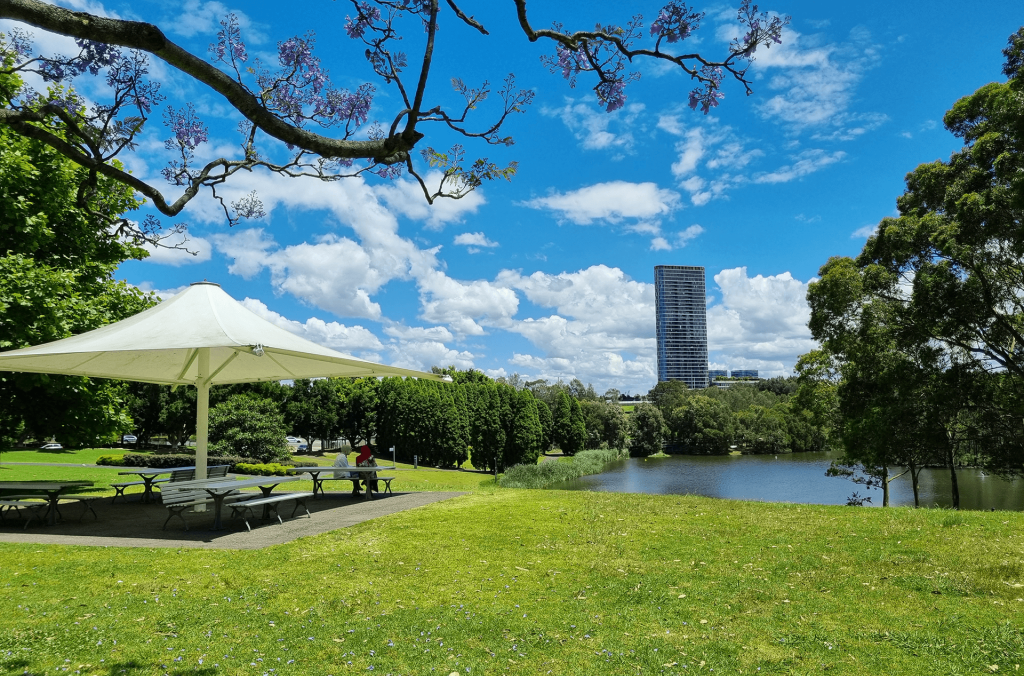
[
  {"x1": 115, "y1": 465, "x2": 198, "y2": 503},
  {"x1": 165, "y1": 475, "x2": 305, "y2": 530},
  {"x1": 0, "y1": 481, "x2": 94, "y2": 525},
  {"x1": 286, "y1": 466, "x2": 402, "y2": 500}
]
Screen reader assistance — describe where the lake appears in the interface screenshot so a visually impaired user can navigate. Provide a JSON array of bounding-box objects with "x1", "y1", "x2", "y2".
[{"x1": 553, "y1": 451, "x2": 1024, "y2": 511}]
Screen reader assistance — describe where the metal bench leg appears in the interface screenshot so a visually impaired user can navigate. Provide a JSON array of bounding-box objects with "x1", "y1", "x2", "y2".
[
  {"x1": 163, "y1": 506, "x2": 190, "y2": 531},
  {"x1": 111, "y1": 486, "x2": 127, "y2": 504},
  {"x1": 290, "y1": 497, "x2": 311, "y2": 518}
]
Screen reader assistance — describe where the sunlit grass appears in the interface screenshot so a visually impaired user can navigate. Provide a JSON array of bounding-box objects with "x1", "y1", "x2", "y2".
[{"x1": 2, "y1": 491, "x2": 1024, "y2": 674}]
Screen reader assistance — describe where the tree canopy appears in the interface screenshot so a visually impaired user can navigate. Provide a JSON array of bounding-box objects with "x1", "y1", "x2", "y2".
[{"x1": 0, "y1": 0, "x2": 789, "y2": 244}]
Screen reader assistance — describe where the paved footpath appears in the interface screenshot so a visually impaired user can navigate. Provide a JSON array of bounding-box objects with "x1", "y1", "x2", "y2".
[{"x1": 0, "y1": 491, "x2": 465, "y2": 550}]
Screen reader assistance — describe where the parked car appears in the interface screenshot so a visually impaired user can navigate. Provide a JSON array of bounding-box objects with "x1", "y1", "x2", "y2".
[
  {"x1": 122, "y1": 434, "x2": 138, "y2": 444},
  {"x1": 286, "y1": 436, "x2": 301, "y2": 443},
  {"x1": 40, "y1": 442, "x2": 63, "y2": 450}
]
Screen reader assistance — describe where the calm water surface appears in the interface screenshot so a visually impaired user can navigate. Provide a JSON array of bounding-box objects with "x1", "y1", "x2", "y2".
[{"x1": 554, "y1": 451, "x2": 1024, "y2": 511}]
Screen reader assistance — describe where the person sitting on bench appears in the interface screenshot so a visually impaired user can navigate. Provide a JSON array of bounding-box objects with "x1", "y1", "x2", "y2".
[
  {"x1": 355, "y1": 445, "x2": 379, "y2": 493},
  {"x1": 332, "y1": 452, "x2": 359, "y2": 495}
]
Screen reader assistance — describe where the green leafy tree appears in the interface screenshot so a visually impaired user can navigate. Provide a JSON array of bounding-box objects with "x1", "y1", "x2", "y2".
[
  {"x1": 208, "y1": 394, "x2": 289, "y2": 462},
  {"x1": 648, "y1": 380, "x2": 690, "y2": 414},
  {"x1": 339, "y1": 377, "x2": 379, "y2": 447},
  {"x1": 580, "y1": 399, "x2": 628, "y2": 449},
  {"x1": 628, "y1": 404, "x2": 666, "y2": 458},
  {"x1": 0, "y1": 80, "x2": 155, "y2": 446},
  {"x1": 735, "y1": 405, "x2": 790, "y2": 455},
  {"x1": 536, "y1": 399, "x2": 554, "y2": 452},
  {"x1": 667, "y1": 395, "x2": 735, "y2": 455},
  {"x1": 560, "y1": 397, "x2": 587, "y2": 457}
]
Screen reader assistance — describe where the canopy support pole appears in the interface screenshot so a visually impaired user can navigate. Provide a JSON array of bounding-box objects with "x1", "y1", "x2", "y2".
[{"x1": 195, "y1": 348, "x2": 210, "y2": 482}]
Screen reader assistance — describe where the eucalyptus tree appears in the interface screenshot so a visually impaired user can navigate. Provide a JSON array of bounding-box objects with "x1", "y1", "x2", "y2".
[{"x1": 0, "y1": 0, "x2": 788, "y2": 244}]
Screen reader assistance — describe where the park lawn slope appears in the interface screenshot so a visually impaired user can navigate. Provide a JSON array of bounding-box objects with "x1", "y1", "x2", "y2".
[{"x1": 1, "y1": 491, "x2": 1022, "y2": 675}]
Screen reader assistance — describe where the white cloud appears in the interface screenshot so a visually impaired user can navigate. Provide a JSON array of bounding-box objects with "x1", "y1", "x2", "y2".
[
  {"x1": 386, "y1": 339, "x2": 476, "y2": 372},
  {"x1": 486, "y1": 265, "x2": 658, "y2": 392},
  {"x1": 521, "y1": 181, "x2": 681, "y2": 225},
  {"x1": 212, "y1": 229, "x2": 386, "y2": 319},
  {"x1": 542, "y1": 99, "x2": 645, "y2": 153},
  {"x1": 753, "y1": 149, "x2": 845, "y2": 184},
  {"x1": 383, "y1": 324, "x2": 454, "y2": 342},
  {"x1": 453, "y1": 232, "x2": 499, "y2": 250},
  {"x1": 851, "y1": 224, "x2": 877, "y2": 238},
  {"x1": 139, "y1": 231, "x2": 213, "y2": 266},
  {"x1": 133, "y1": 282, "x2": 189, "y2": 300},
  {"x1": 239, "y1": 297, "x2": 384, "y2": 354},
  {"x1": 165, "y1": 0, "x2": 266, "y2": 43},
  {"x1": 417, "y1": 270, "x2": 520, "y2": 337},
  {"x1": 373, "y1": 172, "x2": 486, "y2": 231},
  {"x1": 706, "y1": 267, "x2": 817, "y2": 377},
  {"x1": 744, "y1": 25, "x2": 884, "y2": 137}
]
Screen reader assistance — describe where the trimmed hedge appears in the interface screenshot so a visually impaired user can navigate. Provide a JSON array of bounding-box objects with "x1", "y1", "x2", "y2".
[
  {"x1": 109, "y1": 453, "x2": 321, "y2": 473},
  {"x1": 498, "y1": 447, "x2": 627, "y2": 489},
  {"x1": 234, "y1": 463, "x2": 298, "y2": 476}
]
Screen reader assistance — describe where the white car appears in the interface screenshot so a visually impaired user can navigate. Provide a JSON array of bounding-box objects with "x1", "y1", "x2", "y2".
[
  {"x1": 286, "y1": 436, "x2": 302, "y2": 443},
  {"x1": 40, "y1": 442, "x2": 63, "y2": 450},
  {"x1": 122, "y1": 434, "x2": 138, "y2": 444}
]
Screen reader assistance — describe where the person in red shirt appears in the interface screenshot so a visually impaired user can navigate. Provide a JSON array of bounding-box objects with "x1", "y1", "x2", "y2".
[{"x1": 355, "y1": 445, "x2": 378, "y2": 494}]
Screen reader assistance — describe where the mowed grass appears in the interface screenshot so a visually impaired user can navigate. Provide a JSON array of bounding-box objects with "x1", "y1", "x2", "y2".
[
  {"x1": 0, "y1": 447, "x2": 126, "y2": 464},
  {"x1": 2, "y1": 491, "x2": 1024, "y2": 675}
]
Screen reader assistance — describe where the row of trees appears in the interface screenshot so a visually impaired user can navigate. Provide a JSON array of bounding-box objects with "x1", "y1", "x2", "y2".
[
  {"x1": 626, "y1": 379, "x2": 825, "y2": 458},
  {"x1": 119, "y1": 368, "x2": 621, "y2": 471},
  {"x1": 796, "y1": 28, "x2": 1024, "y2": 508}
]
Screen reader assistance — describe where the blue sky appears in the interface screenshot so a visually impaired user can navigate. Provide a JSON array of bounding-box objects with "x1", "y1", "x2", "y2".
[{"x1": 4, "y1": 0, "x2": 1019, "y2": 394}]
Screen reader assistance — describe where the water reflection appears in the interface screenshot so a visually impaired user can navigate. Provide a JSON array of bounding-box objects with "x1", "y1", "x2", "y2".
[{"x1": 553, "y1": 452, "x2": 1024, "y2": 511}]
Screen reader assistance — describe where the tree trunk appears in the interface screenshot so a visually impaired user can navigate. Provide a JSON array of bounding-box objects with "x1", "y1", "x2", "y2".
[
  {"x1": 945, "y1": 432, "x2": 960, "y2": 509},
  {"x1": 909, "y1": 461, "x2": 920, "y2": 508},
  {"x1": 882, "y1": 464, "x2": 889, "y2": 507}
]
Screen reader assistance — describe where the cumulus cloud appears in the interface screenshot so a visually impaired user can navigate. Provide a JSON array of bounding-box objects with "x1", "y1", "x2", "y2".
[
  {"x1": 454, "y1": 232, "x2": 499, "y2": 252},
  {"x1": 706, "y1": 267, "x2": 817, "y2": 377},
  {"x1": 373, "y1": 172, "x2": 486, "y2": 231},
  {"x1": 239, "y1": 297, "x2": 384, "y2": 355},
  {"x1": 212, "y1": 229, "x2": 386, "y2": 320},
  {"x1": 417, "y1": 270, "x2": 520, "y2": 337},
  {"x1": 139, "y1": 231, "x2": 213, "y2": 266},
  {"x1": 486, "y1": 265, "x2": 658, "y2": 392},
  {"x1": 521, "y1": 181, "x2": 681, "y2": 225}
]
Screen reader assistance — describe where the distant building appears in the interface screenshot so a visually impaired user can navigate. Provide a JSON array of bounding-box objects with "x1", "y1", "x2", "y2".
[
  {"x1": 654, "y1": 265, "x2": 708, "y2": 389},
  {"x1": 708, "y1": 369, "x2": 728, "y2": 379},
  {"x1": 731, "y1": 369, "x2": 759, "y2": 378}
]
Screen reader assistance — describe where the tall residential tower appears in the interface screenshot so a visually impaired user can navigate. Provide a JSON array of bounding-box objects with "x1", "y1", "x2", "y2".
[{"x1": 654, "y1": 265, "x2": 708, "y2": 389}]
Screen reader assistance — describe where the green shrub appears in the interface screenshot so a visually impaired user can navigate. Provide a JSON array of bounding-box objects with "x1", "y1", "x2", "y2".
[
  {"x1": 95, "y1": 454, "x2": 125, "y2": 466},
  {"x1": 209, "y1": 394, "x2": 289, "y2": 463},
  {"x1": 120, "y1": 452, "x2": 261, "y2": 472},
  {"x1": 499, "y1": 447, "x2": 626, "y2": 489},
  {"x1": 234, "y1": 462, "x2": 295, "y2": 476}
]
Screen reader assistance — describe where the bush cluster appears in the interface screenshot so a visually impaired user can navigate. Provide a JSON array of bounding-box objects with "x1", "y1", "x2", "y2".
[
  {"x1": 119, "y1": 452, "x2": 259, "y2": 471},
  {"x1": 498, "y1": 447, "x2": 627, "y2": 489},
  {"x1": 95, "y1": 454, "x2": 125, "y2": 466},
  {"x1": 234, "y1": 462, "x2": 297, "y2": 476}
]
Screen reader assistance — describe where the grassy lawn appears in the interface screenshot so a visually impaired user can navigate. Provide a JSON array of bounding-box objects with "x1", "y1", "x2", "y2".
[
  {"x1": 2, "y1": 490, "x2": 1023, "y2": 675},
  {"x1": 0, "y1": 447, "x2": 133, "y2": 464}
]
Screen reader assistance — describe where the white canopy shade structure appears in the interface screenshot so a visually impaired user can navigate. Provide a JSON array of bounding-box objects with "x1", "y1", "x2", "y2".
[{"x1": 0, "y1": 281, "x2": 446, "y2": 477}]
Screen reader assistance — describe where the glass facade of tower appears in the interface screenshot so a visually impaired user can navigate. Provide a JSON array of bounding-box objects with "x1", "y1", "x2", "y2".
[{"x1": 654, "y1": 265, "x2": 708, "y2": 389}]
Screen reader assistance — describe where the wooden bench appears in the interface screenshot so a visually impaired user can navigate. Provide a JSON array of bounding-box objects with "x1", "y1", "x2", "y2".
[
  {"x1": 227, "y1": 492, "x2": 313, "y2": 531},
  {"x1": 0, "y1": 499, "x2": 49, "y2": 529},
  {"x1": 160, "y1": 487, "x2": 248, "y2": 531}
]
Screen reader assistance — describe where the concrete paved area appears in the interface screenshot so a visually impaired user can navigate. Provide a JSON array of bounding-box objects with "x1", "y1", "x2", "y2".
[{"x1": 0, "y1": 491, "x2": 465, "y2": 550}]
